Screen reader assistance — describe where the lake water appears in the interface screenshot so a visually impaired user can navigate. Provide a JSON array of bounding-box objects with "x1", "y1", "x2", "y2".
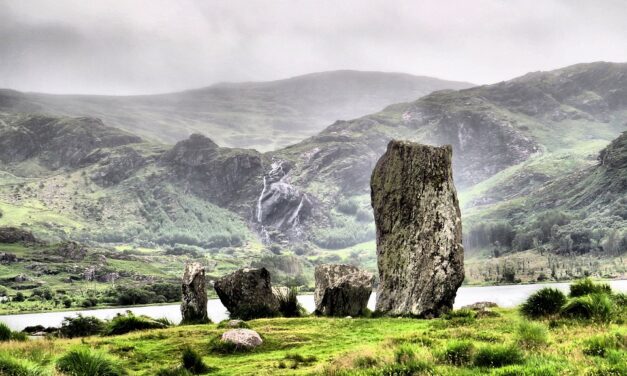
[{"x1": 2, "y1": 280, "x2": 626, "y2": 331}]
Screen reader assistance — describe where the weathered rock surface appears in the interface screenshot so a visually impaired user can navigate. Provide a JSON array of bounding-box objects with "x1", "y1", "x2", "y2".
[
  {"x1": 371, "y1": 140, "x2": 464, "y2": 317},
  {"x1": 0, "y1": 227, "x2": 36, "y2": 243},
  {"x1": 181, "y1": 262, "x2": 209, "y2": 323},
  {"x1": 214, "y1": 267, "x2": 279, "y2": 319},
  {"x1": 221, "y1": 329, "x2": 263, "y2": 348},
  {"x1": 462, "y1": 302, "x2": 498, "y2": 310},
  {"x1": 314, "y1": 264, "x2": 373, "y2": 316}
]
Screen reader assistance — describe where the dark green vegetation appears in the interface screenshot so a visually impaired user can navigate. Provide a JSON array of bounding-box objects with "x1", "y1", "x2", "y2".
[
  {"x1": 0, "y1": 62, "x2": 626, "y2": 297},
  {"x1": 520, "y1": 279, "x2": 626, "y2": 324},
  {"x1": 0, "y1": 71, "x2": 472, "y2": 151},
  {"x1": 56, "y1": 348, "x2": 127, "y2": 376}
]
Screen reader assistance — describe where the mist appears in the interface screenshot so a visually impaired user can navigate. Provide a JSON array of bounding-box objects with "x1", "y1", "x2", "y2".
[{"x1": 1, "y1": 0, "x2": 627, "y2": 94}]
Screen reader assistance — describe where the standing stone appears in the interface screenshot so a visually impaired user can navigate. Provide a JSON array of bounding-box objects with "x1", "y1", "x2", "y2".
[
  {"x1": 371, "y1": 140, "x2": 464, "y2": 317},
  {"x1": 181, "y1": 262, "x2": 209, "y2": 324},
  {"x1": 314, "y1": 264, "x2": 373, "y2": 316},
  {"x1": 214, "y1": 268, "x2": 279, "y2": 319}
]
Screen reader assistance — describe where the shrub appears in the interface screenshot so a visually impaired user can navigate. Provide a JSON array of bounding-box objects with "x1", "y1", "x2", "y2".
[
  {"x1": 561, "y1": 293, "x2": 614, "y2": 323},
  {"x1": 228, "y1": 304, "x2": 279, "y2": 321},
  {"x1": 56, "y1": 348, "x2": 127, "y2": 376},
  {"x1": 473, "y1": 345, "x2": 524, "y2": 367},
  {"x1": 0, "y1": 322, "x2": 13, "y2": 341},
  {"x1": 582, "y1": 334, "x2": 626, "y2": 357},
  {"x1": 0, "y1": 353, "x2": 43, "y2": 376},
  {"x1": 569, "y1": 278, "x2": 612, "y2": 297},
  {"x1": 276, "y1": 287, "x2": 305, "y2": 318},
  {"x1": 181, "y1": 346, "x2": 210, "y2": 374},
  {"x1": 156, "y1": 368, "x2": 192, "y2": 376},
  {"x1": 520, "y1": 288, "x2": 566, "y2": 319},
  {"x1": 516, "y1": 321, "x2": 548, "y2": 350},
  {"x1": 104, "y1": 312, "x2": 169, "y2": 336},
  {"x1": 437, "y1": 340, "x2": 474, "y2": 366},
  {"x1": 59, "y1": 315, "x2": 106, "y2": 338},
  {"x1": 216, "y1": 320, "x2": 250, "y2": 329},
  {"x1": 394, "y1": 344, "x2": 416, "y2": 364}
]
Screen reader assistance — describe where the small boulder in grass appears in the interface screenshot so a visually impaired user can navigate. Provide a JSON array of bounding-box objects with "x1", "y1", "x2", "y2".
[{"x1": 221, "y1": 329, "x2": 263, "y2": 348}]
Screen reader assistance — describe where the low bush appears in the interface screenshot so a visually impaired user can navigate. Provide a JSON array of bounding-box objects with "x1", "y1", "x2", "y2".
[
  {"x1": 103, "y1": 311, "x2": 169, "y2": 336},
  {"x1": 56, "y1": 348, "x2": 127, "y2": 376},
  {"x1": 394, "y1": 344, "x2": 416, "y2": 364},
  {"x1": 156, "y1": 368, "x2": 192, "y2": 376},
  {"x1": 520, "y1": 288, "x2": 567, "y2": 319},
  {"x1": 0, "y1": 353, "x2": 44, "y2": 376},
  {"x1": 516, "y1": 321, "x2": 548, "y2": 350},
  {"x1": 569, "y1": 278, "x2": 612, "y2": 298},
  {"x1": 276, "y1": 287, "x2": 305, "y2": 318},
  {"x1": 437, "y1": 340, "x2": 474, "y2": 366},
  {"x1": 473, "y1": 344, "x2": 524, "y2": 368},
  {"x1": 216, "y1": 320, "x2": 250, "y2": 329},
  {"x1": 59, "y1": 315, "x2": 106, "y2": 338},
  {"x1": 228, "y1": 304, "x2": 279, "y2": 321},
  {"x1": 181, "y1": 346, "x2": 211, "y2": 374},
  {"x1": 561, "y1": 293, "x2": 614, "y2": 323},
  {"x1": 582, "y1": 334, "x2": 626, "y2": 357}
]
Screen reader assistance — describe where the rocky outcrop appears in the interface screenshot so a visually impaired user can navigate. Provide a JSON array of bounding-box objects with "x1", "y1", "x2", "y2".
[
  {"x1": 161, "y1": 134, "x2": 263, "y2": 212},
  {"x1": 314, "y1": 264, "x2": 374, "y2": 316},
  {"x1": 0, "y1": 227, "x2": 36, "y2": 243},
  {"x1": 214, "y1": 268, "x2": 279, "y2": 319},
  {"x1": 371, "y1": 140, "x2": 464, "y2": 317},
  {"x1": 221, "y1": 329, "x2": 263, "y2": 348},
  {"x1": 181, "y1": 262, "x2": 209, "y2": 324},
  {"x1": 314, "y1": 264, "x2": 373, "y2": 316}
]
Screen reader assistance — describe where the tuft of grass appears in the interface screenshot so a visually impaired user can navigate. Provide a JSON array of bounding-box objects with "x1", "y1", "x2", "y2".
[
  {"x1": 569, "y1": 278, "x2": 612, "y2": 298},
  {"x1": 490, "y1": 364, "x2": 559, "y2": 376},
  {"x1": 436, "y1": 340, "x2": 474, "y2": 366},
  {"x1": 276, "y1": 287, "x2": 306, "y2": 318},
  {"x1": 0, "y1": 323, "x2": 28, "y2": 342},
  {"x1": 103, "y1": 311, "x2": 169, "y2": 336},
  {"x1": 0, "y1": 353, "x2": 44, "y2": 376},
  {"x1": 393, "y1": 344, "x2": 416, "y2": 364},
  {"x1": 473, "y1": 344, "x2": 524, "y2": 368},
  {"x1": 520, "y1": 288, "x2": 566, "y2": 319},
  {"x1": 561, "y1": 293, "x2": 614, "y2": 323},
  {"x1": 181, "y1": 346, "x2": 211, "y2": 374},
  {"x1": 582, "y1": 334, "x2": 626, "y2": 357},
  {"x1": 56, "y1": 348, "x2": 127, "y2": 376},
  {"x1": 155, "y1": 368, "x2": 193, "y2": 376},
  {"x1": 216, "y1": 320, "x2": 251, "y2": 329},
  {"x1": 516, "y1": 321, "x2": 548, "y2": 350},
  {"x1": 281, "y1": 353, "x2": 317, "y2": 369}
]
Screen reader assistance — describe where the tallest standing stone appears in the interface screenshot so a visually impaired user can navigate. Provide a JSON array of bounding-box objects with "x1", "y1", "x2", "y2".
[{"x1": 371, "y1": 140, "x2": 464, "y2": 317}]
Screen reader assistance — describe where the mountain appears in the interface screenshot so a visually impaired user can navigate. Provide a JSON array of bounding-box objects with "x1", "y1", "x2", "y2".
[
  {"x1": 0, "y1": 62, "x2": 626, "y2": 287},
  {"x1": 0, "y1": 71, "x2": 473, "y2": 151}
]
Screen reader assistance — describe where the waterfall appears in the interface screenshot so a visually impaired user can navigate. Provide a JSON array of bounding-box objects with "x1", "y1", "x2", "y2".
[
  {"x1": 256, "y1": 176, "x2": 267, "y2": 223},
  {"x1": 288, "y1": 194, "x2": 307, "y2": 226}
]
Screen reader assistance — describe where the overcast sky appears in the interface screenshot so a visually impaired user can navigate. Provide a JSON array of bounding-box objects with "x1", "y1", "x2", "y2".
[{"x1": 1, "y1": 0, "x2": 626, "y2": 95}]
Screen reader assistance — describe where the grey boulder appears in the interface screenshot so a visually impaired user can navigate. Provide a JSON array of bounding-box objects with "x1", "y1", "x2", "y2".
[
  {"x1": 314, "y1": 264, "x2": 373, "y2": 317},
  {"x1": 214, "y1": 267, "x2": 279, "y2": 319}
]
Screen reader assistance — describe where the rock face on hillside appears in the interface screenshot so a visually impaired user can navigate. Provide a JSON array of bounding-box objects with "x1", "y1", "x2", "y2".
[
  {"x1": 371, "y1": 140, "x2": 464, "y2": 317},
  {"x1": 314, "y1": 264, "x2": 374, "y2": 316},
  {"x1": 181, "y1": 262, "x2": 209, "y2": 323},
  {"x1": 214, "y1": 268, "x2": 279, "y2": 319},
  {"x1": 0, "y1": 227, "x2": 36, "y2": 243}
]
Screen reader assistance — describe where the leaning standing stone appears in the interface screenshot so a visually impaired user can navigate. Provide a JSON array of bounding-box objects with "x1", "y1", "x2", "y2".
[
  {"x1": 314, "y1": 264, "x2": 373, "y2": 316},
  {"x1": 214, "y1": 268, "x2": 279, "y2": 319},
  {"x1": 371, "y1": 140, "x2": 464, "y2": 317},
  {"x1": 181, "y1": 262, "x2": 209, "y2": 324}
]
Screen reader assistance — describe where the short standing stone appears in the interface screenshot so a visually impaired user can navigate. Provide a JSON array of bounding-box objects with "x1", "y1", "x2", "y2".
[
  {"x1": 371, "y1": 140, "x2": 464, "y2": 317},
  {"x1": 181, "y1": 262, "x2": 209, "y2": 324},
  {"x1": 221, "y1": 329, "x2": 263, "y2": 348},
  {"x1": 314, "y1": 264, "x2": 373, "y2": 316},
  {"x1": 214, "y1": 268, "x2": 279, "y2": 319}
]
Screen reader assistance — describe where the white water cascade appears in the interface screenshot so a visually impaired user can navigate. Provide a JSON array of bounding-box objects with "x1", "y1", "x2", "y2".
[{"x1": 256, "y1": 176, "x2": 267, "y2": 223}]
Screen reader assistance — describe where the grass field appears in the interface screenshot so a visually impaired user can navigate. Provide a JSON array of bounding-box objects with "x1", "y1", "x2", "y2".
[{"x1": 0, "y1": 308, "x2": 625, "y2": 375}]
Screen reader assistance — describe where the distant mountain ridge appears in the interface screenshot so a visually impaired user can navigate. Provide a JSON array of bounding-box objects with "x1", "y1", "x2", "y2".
[
  {"x1": 0, "y1": 62, "x2": 625, "y2": 283},
  {"x1": 0, "y1": 70, "x2": 473, "y2": 151}
]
